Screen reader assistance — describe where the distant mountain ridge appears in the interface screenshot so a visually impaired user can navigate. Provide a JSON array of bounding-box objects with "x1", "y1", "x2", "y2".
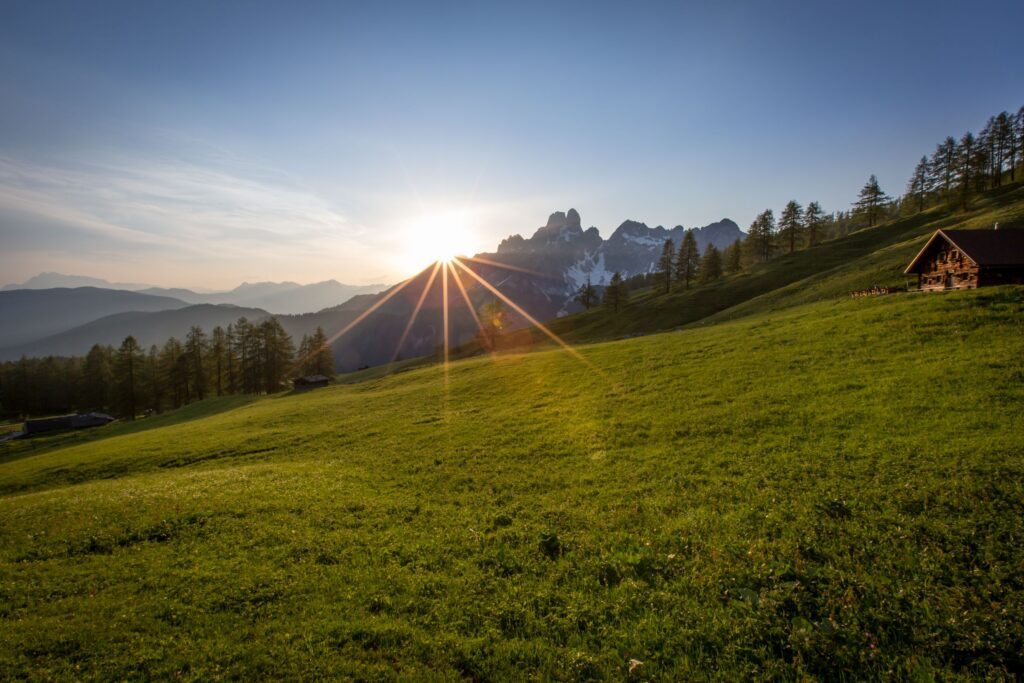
[
  {"x1": 477, "y1": 209, "x2": 744, "y2": 318},
  {"x1": 0, "y1": 288, "x2": 191, "y2": 350},
  {"x1": 3, "y1": 274, "x2": 388, "y2": 315}
]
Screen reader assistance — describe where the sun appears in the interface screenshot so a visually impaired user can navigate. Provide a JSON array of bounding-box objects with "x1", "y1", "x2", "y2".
[{"x1": 401, "y1": 209, "x2": 478, "y2": 269}]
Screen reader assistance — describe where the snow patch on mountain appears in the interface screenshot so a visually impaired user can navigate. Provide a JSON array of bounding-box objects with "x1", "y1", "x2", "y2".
[{"x1": 565, "y1": 252, "x2": 615, "y2": 289}]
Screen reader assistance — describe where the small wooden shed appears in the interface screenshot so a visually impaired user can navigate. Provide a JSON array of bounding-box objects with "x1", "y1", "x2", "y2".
[
  {"x1": 293, "y1": 375, "x2": 330, "y2": 391},
  {"x1": 24, "y1": 412, "x2": 115, "y2": 435},
  {"x1": 904, "y1": 227, "x2": 1024, "y2": 291}
]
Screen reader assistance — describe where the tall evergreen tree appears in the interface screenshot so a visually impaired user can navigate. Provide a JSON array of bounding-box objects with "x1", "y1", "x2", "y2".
[
  {"x1": 803, "y1": 202, "x2": 824, "y2": 247},
  {"x1": 257, "y1": 318, "x2": 294, "y2": 393},
  {"x1": 853, "y1": 175, "x2": 889, "y2": 227},
  {"x1": 184, "y1": 326, "x2": 208, "y2": 401},
  {"x1": 906, "y1": 157, "x2": 930, "y2": 213},
  {"x1": 745, "y1": 209, "x2": 775, "y2": 263},
  {"x1": 210, "y1": 326, "x2": 227, "y2": 396},
  {"x1": 225, "y1": 323, "x2": 238, "y2": 394},
  {"x1": 930, "y1": 136, "x2": 957, "y2": 197},
  {"x1": 778, "y1": 200, "x2": 804, "y2": 253},
  {"x1": 143, "y1": 344, "x2": 162, "y2": 414},
  {"x1": 674, "y1": 230, "x2": 700, "y2": 289},
  {"x1": 573, "y1": 277, "x2": 599, "y2": 310},
  {"x1": 699, "y1": 244, "x2": 723, "y2": 283},
  {"x1": 956, "y1": 132, "x2": 975, "y2": 209},
  {"x1": 308, "y1": 327, "x2": 334, "y2": 376},
  {"x1": 603, "y1": 272, "x2": 628, "y2": 313},
  {"x1": 723, "y1": 238, "x2": 743, "y2": 274},
  {"x1": 82, "y1": 344, "x2": 112, "y2": 411},
  {"x1": 116, "y1": 335, "x2": 143, "y2": 420},
  {"x1": 160, "y1": 337, "x2": 187, "y2": 408},
  {"x1": 656, "y1": 238, "x2": 674, "y2": 293}
]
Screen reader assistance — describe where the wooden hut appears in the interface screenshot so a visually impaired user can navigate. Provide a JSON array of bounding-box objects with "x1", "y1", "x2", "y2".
[
  {"x1": 293, "y1": 375, "x2": 330, "y2": 391},
  {"x1": 24, "y1": 412, "x2": 115, "y2": 435},
  {"x1": 904, "y1": 227, "x2": 1024, "y2": 291}
]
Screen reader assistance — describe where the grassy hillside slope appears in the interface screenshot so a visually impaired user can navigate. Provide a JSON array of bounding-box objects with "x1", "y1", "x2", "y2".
[
  {"x1": 2, "y1": 287, "x2": 1023, "y2": 679},
  {"x1": 549, "y1": 184, "x2": 1024, "y2": 342}
]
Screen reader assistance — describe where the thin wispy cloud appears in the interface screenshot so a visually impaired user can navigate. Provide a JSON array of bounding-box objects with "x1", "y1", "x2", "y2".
[{"x1": 0, "y1": 151, "x2": 381, "y2": 286}]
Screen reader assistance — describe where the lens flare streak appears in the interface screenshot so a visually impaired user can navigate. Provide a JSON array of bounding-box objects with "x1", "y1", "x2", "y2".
[
  {"x1": 389, "y1": 261, "x2": 441, "y2": 365},
  {"x1": 450, "y1": 257, "x2": 601, "y2": 374}
]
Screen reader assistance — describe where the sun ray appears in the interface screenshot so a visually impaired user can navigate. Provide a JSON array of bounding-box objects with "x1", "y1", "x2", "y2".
[
  {"x1": 322, "y1": 265, "x2": 425, "y2": 348},
  {"x1": 442, "y1": 260, "x2": 451, "y2": 386},
  {"x1": 449, "y1": 261, "x2": 496, "y2": 357},
  {"x1": 461, "y1": 255, "x2": 548, "y2": 279},
  {"x1": 451, "y1": 257, "x2": 603, "y2": 375},
  {"x1": 388, "y1": 261, "x2": 441, "y2": 366}
]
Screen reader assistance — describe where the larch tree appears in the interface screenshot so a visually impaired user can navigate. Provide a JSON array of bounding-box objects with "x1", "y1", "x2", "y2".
[
  {"x1": 723, "y1": 238, "x2": 743, "y2": 273},
  {"x1": 573, "y1": 276, "x2": 599, "y2": 310},
  {"x1": 853, "y1": 175, "x2": 889, "y2": 228},
  {"x1": 257, "y1": 318, "x2": 295, "y2": 394},
  {"x1": 674, "y1": 230, "x2": 700, "y2": 289},
  {"x1": 478, "y1": 299, "x2": 509, "y2": 350},
  {"x1": 930, "y1": 136, "x2": 957, "y2": 197},
  {"x1": 603, "y1": 272, "x2": 628, "y2": 314},
  {"x1": 906, "y1": 157, "x2": 930, "y2": 213},
  {"x1": 956, "y1": 132, "x2": 975, "y2": 209},
  {"x1": 778, "y1": 200, "x2": 804, "y2": 253},
  {"x1": 656, "y1": 238, "x2": 675, "y2": 293},
  {"x1": 699, "y1": 244, "x2": 723, "y2": 283},
  {"x1": 745, "y1": 209, "x2": 775, "y2": 263},
  {"x1": 308, "y1": 326, "x2": 334, "y2": 376},
  {"x1": 82, "y1": 344, "x2": 113, "y2": 411},
  {"x1": 116, "y1": 335, "x2": 143, "y2": 420},
  {"x1": 184, "y1": 326, "x2": 208, "y2": 401},
  {"x1": 210, "y1": 326, "x2": 227, "y2": 397},
  {"x1": 803, "y1": 202, "x2": 824, "y2": 247}
]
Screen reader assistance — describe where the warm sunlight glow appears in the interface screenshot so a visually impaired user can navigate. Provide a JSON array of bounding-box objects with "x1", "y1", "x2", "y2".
[{"x1": 399, "y1": 209, "x2": 479, "y2": 270}]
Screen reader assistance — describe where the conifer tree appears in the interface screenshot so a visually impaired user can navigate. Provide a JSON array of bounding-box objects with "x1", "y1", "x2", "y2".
[
  {"x1": 853, "y1": 175, "x2": 889, "y2": 227},
  {"x1": 699, "y1": 244, "x2": 723, "y2": 283},
  {"x1": 656, "y1": 238, "x2": 674, "y2": 293},
  {"x1": 745, "y1": 209, "x2": 775, "y2": 263},
  {"x1": 144, "y1": 344, "x2": 162, "y2": 414},
  {"x1": 297, "y1": 333, "x2": 312, "y2": 374},
  {"x1": 906, "y1": 157, "x2": 930, "y2": 213},
  {"x1": 225, "y1": 323, "x2": 237, "y2": 394},
  {"x1": 674, "y1": 230, "x2": 700, "y2": 289},
  {"x1": 116, "y1": 335, "x2": 143, "y2": 420},
  {"x1": 723, "y1": 238, "x2": 743, "y2": 273},
  {"x1": 930, "y1": 136, "x2": 957, "y2": 196},
  {"x1": 603, "y1": 272, "x2": 627, "y2": 313},
  {"x1": 184, "y1": 326, "x2": 208, "y2": 401},
  {"x1": 778, "y1": 200, "x2": 804, "y2": 253},
  {"x1": 210, "y1": 326, "x2": 226, "y2": 396},
  {"x1": 82, "y1": 344, "x2": 113, "y2": 411},
  {"x1": 308, "y1": 326, "x2": 334, "y2": 376},
  {"x1": 478, "y1": 300, "x2": 509, "y2": 350},
  {"x1": 574, "y1": 276, "x2": 599, "y2": 310},
  {"x1": 257, "y1": 318, "x2": 295, "y2": 393},
  {"x1": 956, "y1": 133, "x2": 975, "y2": 209},
  {"x1": 160, "y1": 337, "x2": 187, "y2": 408},
  {"x1": 803, "y1": 202, "x2": 824, "y2": 247}
]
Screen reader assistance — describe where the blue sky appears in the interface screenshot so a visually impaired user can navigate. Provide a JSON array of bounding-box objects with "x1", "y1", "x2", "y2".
[{"x1": 1, "y1": 0, "x2": 1021, "y2": 288}]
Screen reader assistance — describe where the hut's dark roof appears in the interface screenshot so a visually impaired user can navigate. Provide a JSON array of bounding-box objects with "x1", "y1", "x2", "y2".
[
  {"x1": 905, "y1": 228, "x2": 1024, "y2": 273},
  {"x1": 295, "y1": 374, "x2": 330, "y2": 384}
]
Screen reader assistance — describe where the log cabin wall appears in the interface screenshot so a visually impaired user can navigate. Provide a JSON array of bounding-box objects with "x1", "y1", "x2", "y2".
[{"x1": 917, "y1": 244, "x2": 980, "y2": 291}]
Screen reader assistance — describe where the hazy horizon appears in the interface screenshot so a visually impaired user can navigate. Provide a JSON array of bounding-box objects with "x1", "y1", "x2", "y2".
[{"x1": 2, "y1": 0, "x2": 1022, "y2": 289}]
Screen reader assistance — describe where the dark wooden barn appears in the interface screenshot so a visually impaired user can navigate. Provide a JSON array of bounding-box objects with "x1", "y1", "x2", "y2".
[
  {"x1": 904, "y1": 227, "x2": 1024, "y2": 292},
  {"x1": 24, "y1": 412, "x2": 115, "y2": 435},
  {"x1": 293, "y1": 375, "x2": 330, "y2": 391}
]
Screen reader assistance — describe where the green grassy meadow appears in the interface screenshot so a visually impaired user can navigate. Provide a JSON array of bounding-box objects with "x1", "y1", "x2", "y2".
[{"x1": 2, "y1": 286, "x2": 1023, "y2": 679}]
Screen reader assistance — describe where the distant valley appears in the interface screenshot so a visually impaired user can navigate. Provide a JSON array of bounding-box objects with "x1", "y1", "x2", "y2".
[{"x1": 1, "y1": 210, "x2": 741, "y2": 364}]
